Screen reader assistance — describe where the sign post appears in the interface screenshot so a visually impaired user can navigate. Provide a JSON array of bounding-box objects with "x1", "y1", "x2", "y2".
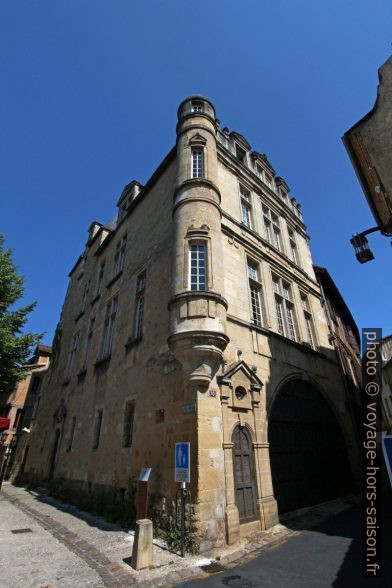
[
  {"x1": 175, "y1": 443, "x2": 190, "y2": 557},
  {"x1": 136, "y1": 467, "x2": 152, "y2": 520}
]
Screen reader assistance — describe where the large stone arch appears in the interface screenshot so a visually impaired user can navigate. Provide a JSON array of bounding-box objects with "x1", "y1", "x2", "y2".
[{"x1": 268, "y1": 377, "x2": 354, "y2": 514}]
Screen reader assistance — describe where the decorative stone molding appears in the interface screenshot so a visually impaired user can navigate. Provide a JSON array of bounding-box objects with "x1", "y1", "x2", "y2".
[{"x1": 168, "y1": 330, "x2": 229, "y2": 388}]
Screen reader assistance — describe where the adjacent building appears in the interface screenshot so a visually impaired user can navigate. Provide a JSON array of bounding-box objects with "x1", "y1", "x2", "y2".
[
  {"x1": 0, "y1": 344, "x2": 51, "y2": 482},
  {"x1": 23, "y1": 96, "x2": 360, "y2": 549},
  {"x1": 343, "y1": 55, "x2": 392, "y2": 261}
]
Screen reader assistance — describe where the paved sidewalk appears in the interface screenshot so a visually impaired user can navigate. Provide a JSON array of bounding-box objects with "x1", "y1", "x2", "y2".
[{"x1": 0, "y1": 483, "x2": 356, "y2": 587}]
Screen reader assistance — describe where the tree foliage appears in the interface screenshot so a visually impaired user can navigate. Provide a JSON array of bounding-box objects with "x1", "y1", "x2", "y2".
[{"x1": 0, "y1": 234, "x2": 42, "y2": 396}]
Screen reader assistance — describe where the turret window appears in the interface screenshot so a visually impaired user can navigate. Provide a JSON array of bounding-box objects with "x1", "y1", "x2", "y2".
[
  {"x1": 189, "y1": 243, "x2": 206, "y2": 291},
  {"x1": 191, "y1": 100, "x2": 203, "y2": 113},
  {"x1": 191, "y1": 149, "x2": 204, "y2": 178}
]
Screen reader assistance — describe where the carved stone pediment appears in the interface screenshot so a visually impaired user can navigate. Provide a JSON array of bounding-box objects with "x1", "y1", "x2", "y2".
[
  {"x1": 218, "y1": 360, "x2": 263, "y2": 390},
  {"x1": 218, "y1": 361, "x2": 263, "y2": 412},
  {"x1": 188, "y1": 133, "x2": 207, "y2": 146}
]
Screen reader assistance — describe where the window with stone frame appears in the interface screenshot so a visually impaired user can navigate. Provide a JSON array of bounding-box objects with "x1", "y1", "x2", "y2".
[
  {"x1": 92, "y1": 409, "x2": 103, "y2": 449},
  {"x1": 100, "y1": 297, "x2": 118, "y2": 359},
  {"x1": 123, "y1": 403, "x2": 135, "y2": 448},
  {"x1": 80, "y1": 280, "x2": 90, "y2": 314},
  {"x1": 95, "y1": 260, "x2": 105, "y2": 296},
  {"x1": 301, "y1": 294, "x2": 316, "y2": 349},
  {"x1": 82, "y1": 317, "x2": 95, "y2": 370},
  {"x1": 235, "y1": 143, "x2": 246, "y2": 164},
  {"x1": 247, "y1": 261, "x2": 265, "y2": 327},
  {"x1": 263, "y1": 206, "x2": 282, "y2": 251},
  {"x1": 65, "y1": 331, "x2": 80, "y2": 381},
  {"x1": 272, "y1": 276, "x2": 298, "y2": 341},
  {"x1": 134, "y1": 271, "x2": 146, "y2": 339},
  {"x1": 189, "y1": 242, "x2": 207, "y2": 291},
  {"x1": 288, "y1": 228, "x2": 299, "y2": 265},
  {"x1": 255, "y1": 163, "x2": 264, "y2": 180},
  {"x1": 191, "y1": 148, "x2": 204, "y2": 178},
  {"x1": 191, "y1": 100, "x2": 203, "y2": 113},
  {"x1": 113, "y1": 235, "x2": 127, "y2": 277},
  {"x1": 66, "y1": 416, "x2": 76, "y2": 452},
  {"x1": 264, "y1": 172, "x2": 272, "y2": 189},
  {"x1": 240, "y1": 186, "x2": 252, "y2": 229}
]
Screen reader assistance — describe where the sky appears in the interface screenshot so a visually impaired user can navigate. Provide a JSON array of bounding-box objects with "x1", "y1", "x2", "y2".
[{"x1": 1, "y1": 0, "x2": 391, "y2": 347}]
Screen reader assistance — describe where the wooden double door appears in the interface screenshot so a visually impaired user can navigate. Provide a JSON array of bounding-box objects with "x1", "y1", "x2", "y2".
[{"x1": 232, "y1": 426, "x2": 258, "y2": 522}]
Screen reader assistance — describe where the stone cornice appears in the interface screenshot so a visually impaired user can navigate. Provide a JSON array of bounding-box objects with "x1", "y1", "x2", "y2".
[
  {"x1": 168, "y1": 290, "x2": 228, "y2": 311},
  {"x1": 173, "y1": 178, "x2": 221, "y2": 202}
]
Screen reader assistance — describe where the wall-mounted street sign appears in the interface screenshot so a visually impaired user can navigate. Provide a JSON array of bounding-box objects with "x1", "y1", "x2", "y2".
[
  {"x1": 382, "y1": 435, "x2": 392, "y2": 488},
  {"x1": 139, "y1": 468, "x2": 152, "y2": 482},
  {"x1": 175, "y1": 442, "x2": 190, "y2": 483}
]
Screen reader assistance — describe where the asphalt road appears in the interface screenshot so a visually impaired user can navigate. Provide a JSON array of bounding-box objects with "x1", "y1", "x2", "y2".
[{"x1": 181, "y1": 504, "x2": 392, "y2": 588}]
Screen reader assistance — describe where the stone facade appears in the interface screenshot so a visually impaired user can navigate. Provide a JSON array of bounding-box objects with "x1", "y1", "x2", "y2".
[
  {"x1": 0, "y1": 344, "x2": 51, "y2": 482},
  {"x1": 23, "y1": 96, "x2": 360, "y2": 550}
]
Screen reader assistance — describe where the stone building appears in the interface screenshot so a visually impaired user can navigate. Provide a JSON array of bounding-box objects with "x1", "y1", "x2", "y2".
[
  {"x1": 314, "y1": 266, "x2": 362, "y2": 437},
  {"x1": 380, "y1": 334, "x2": 392, "y2": 433},
  {"x1": 343, "y1": 55, "x2": 392, "y2": 261},
  {"x1": 0, "y1": 344, "x2": 51, "y2": 482},
  {"x1": 23, "y1": 96, "x2": 360, "y2": 549}
]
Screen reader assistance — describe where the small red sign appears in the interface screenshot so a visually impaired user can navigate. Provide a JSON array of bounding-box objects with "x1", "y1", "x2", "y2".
[{"x1": 155, "y1": 409, "x2": 164, "y2": 423}]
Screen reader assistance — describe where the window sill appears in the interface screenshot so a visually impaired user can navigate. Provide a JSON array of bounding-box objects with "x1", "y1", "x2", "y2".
[
  {"x1": 74, "y1": 310, "x2": 85, "y2": 323},
  {"x1": 106, "y1": 271, "x2": 122, "y2": 289},
  {"x1": 90, "y1": 294, "x2": 100, "y2": 305},
  {"x1": 94, "y1": 355, "x2": 111, "y2": 368},
  {"x1": 125, "y1": 335, "x2": 142, "y2": 349}
]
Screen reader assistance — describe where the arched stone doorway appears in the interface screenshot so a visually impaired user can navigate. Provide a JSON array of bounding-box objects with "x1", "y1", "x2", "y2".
[
  {"x1": 232, "y1": 426, "x2": 258, "y2": 522},
  {"x1": 268, "y1": 379, "x2": 353, "y2": 514}
]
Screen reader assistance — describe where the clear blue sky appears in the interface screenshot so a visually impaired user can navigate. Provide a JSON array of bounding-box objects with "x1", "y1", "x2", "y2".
[{"x1": 1, "y1": 0, "x2": 391, "y2": 346}]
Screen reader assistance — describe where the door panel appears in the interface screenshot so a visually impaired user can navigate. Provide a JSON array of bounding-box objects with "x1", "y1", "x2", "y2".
[{"x1": 232, "y1": 427, "x2": 257, "y2": 522}]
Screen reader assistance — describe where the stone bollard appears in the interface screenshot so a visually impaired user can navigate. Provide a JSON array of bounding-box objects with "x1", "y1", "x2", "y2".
[{"x1": 131, "y1": 518, "x2": 153, "y2": 570}]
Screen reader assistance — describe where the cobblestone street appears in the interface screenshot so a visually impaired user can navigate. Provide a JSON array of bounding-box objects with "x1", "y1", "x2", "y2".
[{"x1": 0, "y1": 483, "x2": 357, "y2": 587}]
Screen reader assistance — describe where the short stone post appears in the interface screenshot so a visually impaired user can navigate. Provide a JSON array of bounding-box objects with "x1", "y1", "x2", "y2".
[{"x1": 131, "y1": 519, "x2": 153, "y2": 570}]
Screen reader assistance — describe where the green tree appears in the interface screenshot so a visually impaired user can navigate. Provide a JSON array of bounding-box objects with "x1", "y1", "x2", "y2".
[{"x1": 0, "y1": 234, "x2": 42, "y2": 396}]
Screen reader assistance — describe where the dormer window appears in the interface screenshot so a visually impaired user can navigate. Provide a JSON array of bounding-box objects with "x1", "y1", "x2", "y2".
[
  {"x1": 192, "y1": 100, "x2": 203, "y2": 113},
  {"x1": 235, "y1": 144, "x2": 246, "y2": 164},
  {"x1": 264, "y1": 173, "x2": 272, "y2": 188},
  {"x1": 256, "y1": 164, "x2": 264, "y2": 179}
]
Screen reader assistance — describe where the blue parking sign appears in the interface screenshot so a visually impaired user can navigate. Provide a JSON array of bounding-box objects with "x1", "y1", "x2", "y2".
[
  {"x1": 175, "y1": 442, "x2": 190, "y2": 483},
  {"x1": 382, "y1": 435, "x2": 392, "y2": 488}
]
